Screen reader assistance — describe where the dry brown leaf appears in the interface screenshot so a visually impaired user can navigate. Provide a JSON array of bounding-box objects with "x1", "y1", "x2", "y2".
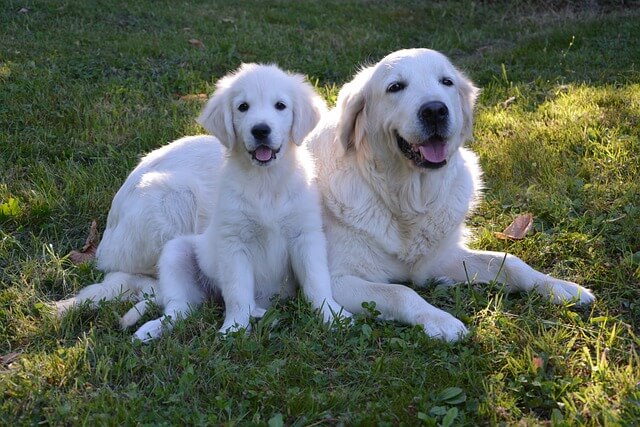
[
  {"x1": 68, "y1": 220, "x2": 99, "y2": 264},
  {"x1": 501, "y1": 96, "x2": 516, "y2": 108},
  {"x1": 178, "y1": 93, "x2": 208, "y2": 102},
  {"x1": 532, "y1": 356, "x2": 544, "y2": 370},
  {"x1": 495, "y1": 213, "x2": 533, "y2": 240},
  {"x1": 188, "y1": 38, "x2": 205, "y2": 49},
  {"x1": 1, "y1": 351, "x2": 21, "y2": 366}
]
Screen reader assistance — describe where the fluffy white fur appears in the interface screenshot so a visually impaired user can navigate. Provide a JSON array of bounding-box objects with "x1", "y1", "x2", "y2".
[
  {"x1": 307, "y1": 48, "x2": 595, "y2": 341},
  {"x1": 55, "y1": 64, "x2": 346, "y2": 340}
]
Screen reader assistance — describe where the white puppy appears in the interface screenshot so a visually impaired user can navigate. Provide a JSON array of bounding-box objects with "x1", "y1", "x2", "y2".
[
  {"x1": 124, "y1": 63, "x2": 348, "y2": 341},
  {"x1": 55, "y1": 65, "x2": 347, "y2": 337},
  {"x1": 308, "y1": 49, "x2": 595, "y2": 341}
]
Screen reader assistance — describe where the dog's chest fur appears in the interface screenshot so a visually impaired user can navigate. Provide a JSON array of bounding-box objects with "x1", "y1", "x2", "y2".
[
  {"x1": 214, "y1": 165, "x2": 310, "y2": 298},
  {"x1": 236, "y1": 189, "x2": 295, "y2": 283},
  {"x1": 324, "y1": 149, "x2": 480, "y2": 268}
]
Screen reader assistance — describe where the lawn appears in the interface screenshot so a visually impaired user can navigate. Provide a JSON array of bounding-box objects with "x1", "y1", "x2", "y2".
[{"x1": 1, "y1": 0, "x2": 639, "y2": 425}]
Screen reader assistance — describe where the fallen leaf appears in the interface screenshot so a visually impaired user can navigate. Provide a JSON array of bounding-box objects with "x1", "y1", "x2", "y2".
[
  {"x1": 501, "y1": 96, "x2": 516, "y2": 108},
  {"x1": 188, "y1": 38, "x2": 205, "y2": 49},
  {"x1": 178, "y1": 93, "x2": 208, "y2": 102},
  {"x1": 1, "y1": 352, "x2": 21, "y2": 366},
  {"x1": 532, "y1": 356, "x2": 544, "y2": 370},
  {"x1": 68, "y1": 220, "x2": 99, "y2": 264},
  {"x1": 221, "y1": 17, "x2": 235, "y2": 23},
  {"x1": 495, "y1": 213, "x2": 533, "y2": 240}
]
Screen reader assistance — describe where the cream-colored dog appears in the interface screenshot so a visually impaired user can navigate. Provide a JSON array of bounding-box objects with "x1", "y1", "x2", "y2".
[
  {"x1": 125, "y1": 63, "x2": 348, "y2": 341},
  {"x1": 55, "y1": 64, "x2": 348, "y2": 340},
  {"x1": 307, "y1": 48, "x2": 595, "y2": 341}
]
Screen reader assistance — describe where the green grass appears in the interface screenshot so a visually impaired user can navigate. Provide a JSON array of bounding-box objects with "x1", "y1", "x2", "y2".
[{"x1": 1, "y1": 0, "x2": 639, "y2": 425}]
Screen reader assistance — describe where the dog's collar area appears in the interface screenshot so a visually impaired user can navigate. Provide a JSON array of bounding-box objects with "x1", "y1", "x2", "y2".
[
  {"x1": 395, "y1": 132, "x2": 447, "y2": 169},
  {"x1": 250, "y1": 145, "x2": 280, "y2": 165}
]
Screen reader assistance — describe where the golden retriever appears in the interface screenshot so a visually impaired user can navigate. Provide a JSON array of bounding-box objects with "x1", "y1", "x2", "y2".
[{"x1": 308, "y1": 48, "x2": 595, "y2": 341}]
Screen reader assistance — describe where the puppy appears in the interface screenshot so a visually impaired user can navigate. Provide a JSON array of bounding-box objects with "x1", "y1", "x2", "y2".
[
  {"x1": 119, "y1": 64, "x2": 349, "y2": 341},
  {"x1": 307, "y1": 49, "x2": 595, "y2": 341}
]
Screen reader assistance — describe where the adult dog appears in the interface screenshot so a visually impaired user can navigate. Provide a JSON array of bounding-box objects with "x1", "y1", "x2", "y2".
[
  {"x1": 307, "y1": 48, "x2": 595, "y2": 341},
  {"x1": 122, "y1": 64, "x2": 348, "y2": 341},
  {"x1": 54, "y1": 64, "x2": 335, "y2": 330}
]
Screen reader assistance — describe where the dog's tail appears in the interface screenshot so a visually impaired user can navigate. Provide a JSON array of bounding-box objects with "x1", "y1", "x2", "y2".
[{"x1": 53, "y1": 271, "x2": 157, "y2": 316}]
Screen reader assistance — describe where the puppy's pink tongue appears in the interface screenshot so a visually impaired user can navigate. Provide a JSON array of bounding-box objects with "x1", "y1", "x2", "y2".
[
  {"x1": 418, "y1": 140, "x2": 447, "y2": 163},
  {"x1": 255, "y1": 146, "x2": 273, "y2": 162}
]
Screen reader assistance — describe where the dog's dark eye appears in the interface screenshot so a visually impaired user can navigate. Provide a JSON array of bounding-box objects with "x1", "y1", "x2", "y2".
[
  {"x1": 441, "y1": 78, "x2": 454, "y2": 87},
  {"x1": 238, "y1": 102, "x2": 249, "y2": 112},
  {"x1": 275, "y1": 101, "x2": 287, "y2": 111},
  {"x1": 386, "y1": 82, "x2": 406, "y2": 93}
]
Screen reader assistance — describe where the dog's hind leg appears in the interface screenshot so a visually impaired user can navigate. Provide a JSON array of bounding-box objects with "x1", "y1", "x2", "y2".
[
  {"x1": 120, "y1": 299, "x2": 152, "y2": 329},
  {"x1": 53, "y1": 272, "x2": 157, "y2": 316},
  {"x1": 132, "y1": 236, "x2": 206, "y2": 342}
]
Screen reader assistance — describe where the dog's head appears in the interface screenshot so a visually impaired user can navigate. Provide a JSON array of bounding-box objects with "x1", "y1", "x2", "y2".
[
  {"x1": 198, "y1": 63, "x2": 326, "y2": 167},
  {"x1": 336, "y1": 49, "x2": 478, "y2": 170}
]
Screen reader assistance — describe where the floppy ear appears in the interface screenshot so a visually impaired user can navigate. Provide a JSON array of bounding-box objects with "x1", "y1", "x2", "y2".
[
  {"x1": 290, "y1": 74, "x2": 328, "y2": 146},
  {"x1": 456, "y1": 69, "x2": 480, "y2": 142},
  {"x1": 197, "y1": 74, "x2": 236, "y2": 149},
  {"x1": 335, "y1": 66, "x2": 375, "y2": 156}
]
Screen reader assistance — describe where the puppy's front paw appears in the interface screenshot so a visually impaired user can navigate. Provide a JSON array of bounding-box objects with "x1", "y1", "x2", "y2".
[
  {"x1": 219, "y1": 315, "x2": 251, "y2": 335},
  {"x1": 319, "y1": 298, "x2": 353, "y2": 324},
  {"x1": 537, "y1": 278, "x2": 595, "y2": 305},
  {"x1": 418, "y1": 311, "x2": 468, "y2": 342}
]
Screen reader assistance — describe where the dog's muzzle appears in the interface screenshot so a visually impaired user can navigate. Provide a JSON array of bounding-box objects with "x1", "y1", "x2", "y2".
[
  {"x1": 250, "y1": 145, "x2": 280, "y2": 165},
  {"x1": 396, "y1": 132, "x2": 447, "y2": 169},
  {"x1": 249, "y1": 123, "x2": 279, "y2": 165}
]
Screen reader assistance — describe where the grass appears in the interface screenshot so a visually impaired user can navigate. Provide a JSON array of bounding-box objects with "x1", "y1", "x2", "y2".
[{"x1": 1, "y1": 0, "x2": 639, "y2": 424}]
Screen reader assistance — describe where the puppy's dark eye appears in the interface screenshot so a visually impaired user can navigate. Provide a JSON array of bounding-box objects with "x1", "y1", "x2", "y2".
[
  {"x1": 275, "y1": 101, "x2": 286, "y2": 111},
  {"x1": 441, "y1": 78, "x2": 454, "y2": 87},
  {"x1": 386, "y1": 82, "x2": 406, "y2": 93},
  {"x1": 238, "y1": 102, "x2": 249, "y2": 112}
]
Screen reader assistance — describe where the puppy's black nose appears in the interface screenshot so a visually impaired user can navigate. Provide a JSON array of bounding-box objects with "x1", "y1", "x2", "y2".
[
  {"x1": 251, "y1": 123, "x2": 271, "y2": 140},
  {"x1": 419, "y1": 102, "x2": 449, "y2": 126}
]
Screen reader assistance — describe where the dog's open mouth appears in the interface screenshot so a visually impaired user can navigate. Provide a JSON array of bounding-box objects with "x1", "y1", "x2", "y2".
[
  {"x1": 250, "y1": 145, "x2": 280, "y2": 165},
  {"x1": 396, "y1": 132, "x2": 448, "y2": 169}
]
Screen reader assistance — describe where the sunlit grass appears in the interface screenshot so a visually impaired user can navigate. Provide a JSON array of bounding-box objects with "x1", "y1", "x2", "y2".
[{"x1": 1, "y1": 0, "x2": 639, "y2": 425}]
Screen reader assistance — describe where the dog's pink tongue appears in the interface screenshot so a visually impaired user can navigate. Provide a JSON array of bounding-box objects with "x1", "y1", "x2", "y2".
[
  {"x1": 255, "y1": 146, "x2": 273, "y2": 162},
  {"x1": 418, "y1": 140, "x2": 447, "y2": 163}
]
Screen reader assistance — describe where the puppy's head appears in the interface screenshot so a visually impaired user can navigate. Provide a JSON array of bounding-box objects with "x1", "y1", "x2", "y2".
[
  {"x1": 198, "y1": 64, "x2": 326, "y2": 167},
  {"x1": 336, "y1": 48, "x2": 478, "y2": 170}
]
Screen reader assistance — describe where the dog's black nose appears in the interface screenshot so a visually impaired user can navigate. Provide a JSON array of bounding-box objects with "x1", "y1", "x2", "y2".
[
  {"x1": 251, "y1": 123, "x2": 271, "y2": 140},
  {"x1": 419, "y1": 102, "x2": 449, "y2": 125}
]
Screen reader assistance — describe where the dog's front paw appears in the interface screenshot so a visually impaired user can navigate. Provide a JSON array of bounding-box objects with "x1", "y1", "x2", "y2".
[
  {"x1": 417, "y1": 311, "x2": 468, "y2": 342},
  {"x1": 318, "y1": 298, "x2": 353, "y2": 324},
  {"x1": 537, "y1": 278, "x2": 595, "y2": 305},
  {"x1": 219, "y1": 315, "x2": 251, "y2": 335}
]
